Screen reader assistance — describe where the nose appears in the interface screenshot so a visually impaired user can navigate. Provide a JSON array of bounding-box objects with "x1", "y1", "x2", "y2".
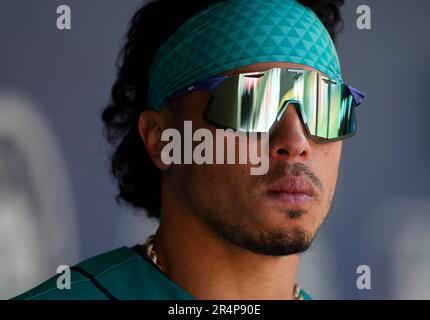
[{"x1": 269, "y1": 103, "x2": 311, "y2": 161}]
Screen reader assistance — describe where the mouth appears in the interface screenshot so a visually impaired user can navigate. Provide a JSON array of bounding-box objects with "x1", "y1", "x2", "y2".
[{"x1": 266, "y1": 177, "x2": 316, "y2": 206}]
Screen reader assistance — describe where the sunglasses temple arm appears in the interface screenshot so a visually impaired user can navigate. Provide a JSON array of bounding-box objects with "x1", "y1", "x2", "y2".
[
  {"x1": 348, "y1": 85, "x2": 365, "y2": 107},
  {"x1": 187, "y1": 76, "x2": 227, "y2": 91},
  {"x1": 160, "y1": 76, "x2": 227, "y2": 106}
]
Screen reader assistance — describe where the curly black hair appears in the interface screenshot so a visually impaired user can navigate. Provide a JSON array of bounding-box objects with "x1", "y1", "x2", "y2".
[{"x1": 102, "y1": 0, "x2": 345, "y2": 218}]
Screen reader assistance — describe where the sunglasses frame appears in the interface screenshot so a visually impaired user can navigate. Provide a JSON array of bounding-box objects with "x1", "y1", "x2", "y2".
[{"x1": 162, "y1": 68, "x2": 364, "y2": 144}]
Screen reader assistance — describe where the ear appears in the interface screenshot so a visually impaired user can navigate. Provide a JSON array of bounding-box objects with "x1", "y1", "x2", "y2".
[{"x1": 138, "y1": 110, "x2": 170, "y2": 170}]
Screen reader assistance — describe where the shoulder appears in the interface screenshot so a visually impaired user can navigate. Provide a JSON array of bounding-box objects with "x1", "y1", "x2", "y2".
[
  {"x1": 12, "y1": 246, "x2": 140, "y2": 300},
  {"x1": 300, "y1": 289, "x2": 312, "y2": 300}
]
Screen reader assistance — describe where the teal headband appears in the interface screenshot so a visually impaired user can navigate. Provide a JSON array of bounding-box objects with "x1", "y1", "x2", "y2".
[{"x1": 148, "y1": 0, "x2": 342, "y2": 110}]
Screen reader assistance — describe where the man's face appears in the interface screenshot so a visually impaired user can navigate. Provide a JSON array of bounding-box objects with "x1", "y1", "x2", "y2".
[{"x1": 166, "y1": 61, "x2": 342, "y2": 256}]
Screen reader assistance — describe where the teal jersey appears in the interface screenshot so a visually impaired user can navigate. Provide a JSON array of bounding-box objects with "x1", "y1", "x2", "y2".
[{"x1": 13, "y1": 245, "x2": 311, "y2": 300}]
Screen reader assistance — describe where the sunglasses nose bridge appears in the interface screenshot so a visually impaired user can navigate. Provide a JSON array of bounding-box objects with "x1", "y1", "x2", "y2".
[{"x1": 276, "y1": 100, "x2": 301, "y2": 123}]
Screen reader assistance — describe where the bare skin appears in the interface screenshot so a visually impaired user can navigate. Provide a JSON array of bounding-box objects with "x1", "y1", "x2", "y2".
[{"x1": 138, "y1": 61, "x2": 343, "y2": 300}]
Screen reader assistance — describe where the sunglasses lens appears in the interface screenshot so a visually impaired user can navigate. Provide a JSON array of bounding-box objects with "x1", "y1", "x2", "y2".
[
  {"x1": 204, "y1": 68, "x2": 360, "y2": 142},
  {"x1": 204, "y1": 71, "x2": 280, "y2": 132},
  {"x1": 301, "y1": 75, "x2": 357, "y2": 142}
]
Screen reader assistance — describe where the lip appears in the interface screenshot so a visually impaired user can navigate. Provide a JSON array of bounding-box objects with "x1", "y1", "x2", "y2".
[{"x1": 266, "y1": 177, "x2": 316, "y2": 205}]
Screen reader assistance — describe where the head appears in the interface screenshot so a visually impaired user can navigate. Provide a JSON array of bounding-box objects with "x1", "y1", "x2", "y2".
[{"x1": 103, "y1": 0, "x2": 346, "y2": 256}]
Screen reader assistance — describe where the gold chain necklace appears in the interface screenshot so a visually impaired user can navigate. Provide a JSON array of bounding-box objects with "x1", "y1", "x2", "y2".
[{"x1": 144, "y1": 234, "x2": 303, "y2": 300}]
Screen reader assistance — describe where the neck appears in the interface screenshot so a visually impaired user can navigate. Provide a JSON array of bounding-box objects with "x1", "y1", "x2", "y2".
[{"x1": 152, "y1": 182, "x2": 301, "y2": 300}]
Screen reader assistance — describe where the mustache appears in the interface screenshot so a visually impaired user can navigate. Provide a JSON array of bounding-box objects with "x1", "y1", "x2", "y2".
[{"x1": 261, "y1": 162, "x2": 324, "y2": 194}]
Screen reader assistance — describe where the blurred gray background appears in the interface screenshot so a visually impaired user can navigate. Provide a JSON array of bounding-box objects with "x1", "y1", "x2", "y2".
[{"x1": 0, "y1": 0, "x2": 429, "y2": 299}]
